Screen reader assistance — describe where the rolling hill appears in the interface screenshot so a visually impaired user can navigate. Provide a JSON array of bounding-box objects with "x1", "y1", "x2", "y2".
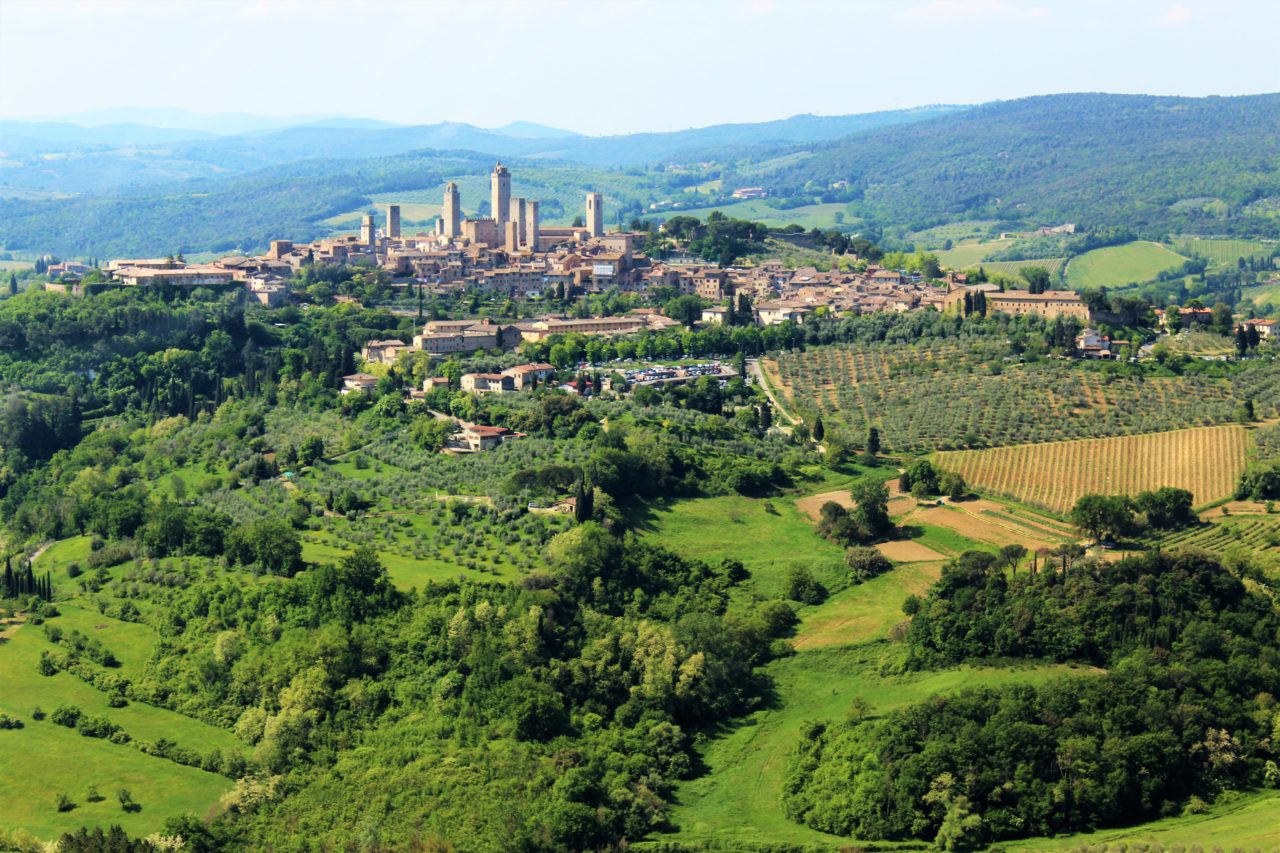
[
  {"x1": 733, "y1": 93, "x2": 1280, "y2": 236},
  {"x1": 4, "y1": 93, "x2": 1278, "y2": 258}
]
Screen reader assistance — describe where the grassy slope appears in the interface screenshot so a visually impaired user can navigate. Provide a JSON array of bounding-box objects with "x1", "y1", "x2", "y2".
[
  {"x1": 935, "y1": 237, "x2": 1014, "y2": 268},
  {"x1": 642, "y1": 199, "x2": 849, "y2": 230},
  {"x1": 0, "y1": 614, "x2": 240, "y2": 839},
  {"x1": 1011, "y1": 789, "x2": 1280, "y2": 850},
  {"x1": 626, "y1": 492, "x2": 848, "y2": 599},
  {"x1": 1065, "y1": 241, "x2": 1188, "y2": 288},
  {"x1": 657, "y1": 643, "x2": 1096, "y2": 850}
]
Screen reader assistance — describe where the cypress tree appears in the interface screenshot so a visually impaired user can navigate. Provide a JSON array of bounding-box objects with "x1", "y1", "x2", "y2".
[{"x1": 812, "y1": 416, "x2": 825, "y2": 443}]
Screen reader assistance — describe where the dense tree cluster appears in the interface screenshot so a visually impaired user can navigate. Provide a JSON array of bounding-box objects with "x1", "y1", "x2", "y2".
[{"x1": 784, "y1": 550, "x2": 1280, "y2": 847}]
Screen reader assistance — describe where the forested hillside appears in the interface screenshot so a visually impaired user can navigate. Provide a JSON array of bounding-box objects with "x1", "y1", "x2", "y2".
[
  {"x1": 4, "y1": 94, "x2": 1276, "y2": 259},
  {"x1": 734, "y1": 93, "x2": 1280, "y2": 235}
]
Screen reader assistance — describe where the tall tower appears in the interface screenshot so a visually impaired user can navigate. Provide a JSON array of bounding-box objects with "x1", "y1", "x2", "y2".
[
  {"x1": 442, "y1": 182, "x2": 461, "y2": 239},
  {"x1": 386, "y1": 204, "x2": 401, "y2": 240},
  {"x1": 491, "y1": 162, "x2": 511, "y2": 228},
  {"x1": 524, "y1": 200, "x2": 539, "y2": 251},
  {"x1": 509, "y1": 198, "x2": 527, "y2": 248},
  {"x1": 360, "y1": 214, "x2": 376, "y2": 248},
  {"x1": 586, "y1": 192, "x2": 604, "y2": 238}
]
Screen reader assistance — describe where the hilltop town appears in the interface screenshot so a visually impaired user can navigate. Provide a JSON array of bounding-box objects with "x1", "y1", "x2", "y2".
[{"x1": 44, "y1": 162, "x2": 1106, "y2": 351}]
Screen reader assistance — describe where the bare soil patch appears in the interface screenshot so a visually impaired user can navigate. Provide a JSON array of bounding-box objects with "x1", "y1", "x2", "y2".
[
  {"x1": 911, "y1": 504, "x2": 1061, "y2": 549},
  {"x1": 875, "y1": 540, "x2": 948, "y2": 561}
]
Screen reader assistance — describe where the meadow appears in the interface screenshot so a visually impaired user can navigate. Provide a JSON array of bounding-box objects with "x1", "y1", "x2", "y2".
[
  {"x1": 933, "y1": 238, "x2": 1011, "y2": 268},
  {"x1": 935, "y1": 425, "x2": 1250, "y2": 514},
  {"x1": 1065, "y1": 241, "x2": 1188, "y2": 288},
  {"x1": 0, "y1": 602, "x2": 242, "y2": 838},
  {"x1": 768, "y1": 341, "x2": 1280, "y2": 452},
  {"x1": 907, "y1": 219, "x2": 1000, "y2": 249},
  {"x1": 651, "y1": 642, "x2": 1100, "y2": 851}
]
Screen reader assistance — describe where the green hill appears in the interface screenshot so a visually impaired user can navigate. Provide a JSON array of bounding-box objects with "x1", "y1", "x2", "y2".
[
  {"x1": 735, "y1": 93, "x2": 1280, "y2": 236},
  {"x1": 1065, "y1": 240, "x2": 1189, "y2": 288}
]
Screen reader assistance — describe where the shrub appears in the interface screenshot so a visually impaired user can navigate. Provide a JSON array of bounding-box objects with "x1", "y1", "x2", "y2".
[
  {"x1": 784, "y1": 565, "x2": 827, "y2": 605},
  {"x1": 845, "y1": 546, "x2": 892, "y2": 582},
  {"x1": 50, "y1": 705, "x2": 82, "y2": 727},
  {"x1": 55, "y1": 793, "x2": 74, "y2": 812}
]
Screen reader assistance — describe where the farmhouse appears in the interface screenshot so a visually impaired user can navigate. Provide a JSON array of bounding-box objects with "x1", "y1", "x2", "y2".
[
  {"x1": 451, "y1": 424, "x2": 520, "y2": 452},
  {"x1": 361, "y1": 339, "x2": 409, "y2": 365},
  {"x1": 1243, "y1": 318, "x2": 1276, "y2": 339},
  {"x1": 756, "y1": 302, "x2": 813, "y2": 325},
  {"x1": 501, "y1": 362, "x2": 557, "y2": 390},
  {"x1": 341, "y1": 373, "x2": 379, "y2": 395},
  {"x1": 1075, "y1": 328, "x2": 1114, "y2": 359},
  {"x1": 460, "y1": 373, "x2": 514, "y2": 394}
]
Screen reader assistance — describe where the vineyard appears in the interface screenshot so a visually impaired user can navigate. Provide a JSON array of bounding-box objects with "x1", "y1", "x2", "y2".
[
  {"x1": 769, "y1": 341, "x2": 1280, "y2": 452},
  {"x1": 1174, "y1": 236, "x2": 1275, "y2": 265},
  {"x1": 934, "y1": 425, "x2": 1249, "y2": 514},
  {"x1": 1158, "y1": 512, "x2": 1280, "y2": 553},
  {"x1": 972, "y1": 257, "x2": 1066, "y2": 276}
]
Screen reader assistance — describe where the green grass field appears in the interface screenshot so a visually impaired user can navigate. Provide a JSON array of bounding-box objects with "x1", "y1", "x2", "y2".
[
  {"x1": 33, "y1": 535, "x2": 95, "y2": 576},
  {"x1": 935, "y1": 237, "x2": 1014, "y2": 269},
  {"x1": 627, "y1": 492, "x2": 849, "y2": 598},
  {"x1": 0, "y1": 713, "x2": 233, "y2": 841},
  {"x1": 1065, "y1": 241, "x2": 1188, "y2": 288},
  {"x1": 0, "y1": 259, "x2": 34, "y2": 271},
  {"x1": 909, "y1": 220, "x2": 1000, "y2": 248},
  {"x1": 1011, "y1": 788, "x2": 1280, "y2": 850},
  {"x1": 1242, "y1": 280, "x2": 1280, "y2": 310},
  {"x1": 792, "y1": 561, "x2": 939, "y2": 650},
  {"x1": 653, "y1": 642, "x2": 1099, "y2": 851},
  {"x1": 0, "y1": 610, "x2": 242, "y2": 839}
]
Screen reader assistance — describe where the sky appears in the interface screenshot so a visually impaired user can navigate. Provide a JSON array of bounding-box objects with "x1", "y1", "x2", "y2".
[{"x1": 1, "y1": 0, "x2": 1277, "y2": 136}]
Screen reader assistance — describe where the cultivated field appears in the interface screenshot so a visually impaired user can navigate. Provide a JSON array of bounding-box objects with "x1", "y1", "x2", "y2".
[
  {"x1": 769, "y1": 341, "x2": 1280, "y2": 452},
  {"x1": 935, "y1": 425, "x2": 1249, "y2": 514},
  {"x1": 1065, "y1": 240, "x2": 1188, "y2": 288},
  {"x1": 978, "y1": 257, "x2": 1067, "y2": 276},
  {"x1": 1175, "y1": 236, "x2": 1274, "y2": 265}
]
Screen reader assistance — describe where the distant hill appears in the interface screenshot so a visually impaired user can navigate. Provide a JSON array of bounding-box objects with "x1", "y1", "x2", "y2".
[
  {"x1": 22, "y1": 107, "x2": 354, "y2": 135},
  {"x1": 5, "y1": 93, "x2": 1276, "y2": 257},
  {"x1": 492, "y1": 121, "x2": 583, "y2": 139},
  {"x1": 0, "y1": 105, "x2": 967, "y2": 196},
  {"x1": 0, "y1": 120, "x2": 219, "y2": 149},
  {"x1": 727, "y1": 93, "x2": 1280, "y2": 235}
]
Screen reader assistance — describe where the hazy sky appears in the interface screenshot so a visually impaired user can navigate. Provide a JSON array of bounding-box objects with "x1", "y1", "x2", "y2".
[{"x1": 1, "y1": 0, "x2": 1277, "y2": 135}]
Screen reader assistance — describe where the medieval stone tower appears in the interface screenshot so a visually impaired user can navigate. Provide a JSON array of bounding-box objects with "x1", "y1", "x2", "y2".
[
  {"x1": 386, "y1": 204, "x2": 401, "y2": 239},
  {"x1": 491, "y1": 163, "x2": 511, "y2": 228},
  {"x1": 586, "y1": 191, "x2": 603, "y2": 238},
  {"x1": 442, "y1": 182, "x2": 461, "y2": 239}
]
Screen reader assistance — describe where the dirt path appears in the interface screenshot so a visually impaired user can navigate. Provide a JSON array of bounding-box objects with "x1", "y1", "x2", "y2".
[{"x1": 748, "y1": 358, "x2": 798, "y2": 426}]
